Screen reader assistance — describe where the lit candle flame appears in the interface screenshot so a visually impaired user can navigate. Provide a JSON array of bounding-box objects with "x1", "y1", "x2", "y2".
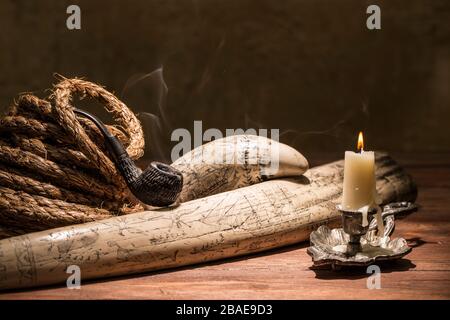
[{"x1": 357, "y1": 131, "x2": 364, "y2": 152}]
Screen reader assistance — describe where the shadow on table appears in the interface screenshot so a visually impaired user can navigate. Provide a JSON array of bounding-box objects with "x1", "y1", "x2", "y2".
[
  {"x1": 311, "y1": 258, "x2": 416, "y2": 280},
  {"x1": 406, "y1": 237, "x2": 429, "y2": 248}
]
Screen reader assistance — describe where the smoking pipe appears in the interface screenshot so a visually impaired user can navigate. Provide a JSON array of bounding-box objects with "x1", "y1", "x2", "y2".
[{"x1": 73, "y1": 108, "x2": 183, "y2": 207}]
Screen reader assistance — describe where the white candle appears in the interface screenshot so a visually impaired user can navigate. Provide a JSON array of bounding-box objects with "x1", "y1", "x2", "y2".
[
  {"x1": 342, "y1": 132, "x2": 376, "y2": 210},
  {"x1": 342, "y1": 132, "x2": 384, "y2": 235}
]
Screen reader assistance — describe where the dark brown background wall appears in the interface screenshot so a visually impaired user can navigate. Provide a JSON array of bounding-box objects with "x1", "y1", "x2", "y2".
[{"x1": 0, "y1": 0, "x2": 449, "y2": 161}]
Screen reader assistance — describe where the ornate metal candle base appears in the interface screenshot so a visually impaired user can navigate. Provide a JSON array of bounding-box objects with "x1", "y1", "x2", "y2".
[
  {"x1": 307, "y1": 202, "x2": 417, "y2": 269},
  {"x1": 340, "y1": 205, "x2": 378, "y2": 256}
]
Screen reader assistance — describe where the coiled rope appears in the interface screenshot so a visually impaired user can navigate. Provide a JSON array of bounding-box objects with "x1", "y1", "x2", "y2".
[{"x1": 0, "y1": 76, "x2": 146, "y2": 239}]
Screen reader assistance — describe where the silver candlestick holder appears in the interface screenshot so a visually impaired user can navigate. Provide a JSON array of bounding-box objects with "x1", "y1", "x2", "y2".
[
  {"x1": 307, "y1": 202, "x2": 417, "y2": 269},
  {"x1": 337, "y1": 205, "x2": 378, "y2": 256}
]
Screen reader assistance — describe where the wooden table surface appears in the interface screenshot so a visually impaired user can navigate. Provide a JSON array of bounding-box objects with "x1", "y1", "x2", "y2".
[{"x1": 1, "y1": 153, "x2": 449, "y2": 300}]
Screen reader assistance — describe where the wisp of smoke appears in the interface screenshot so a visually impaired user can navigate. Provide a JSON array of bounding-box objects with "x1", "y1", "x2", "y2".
[
  {"x1": 121, "y1": 67, "x2": 171, "y2": 162},
  {"x1": 121, "y1": 67, "x2": 170, "y2": 129},
  {"x1": 280, "y1": 102, "x2": 371, "y2": 147}
]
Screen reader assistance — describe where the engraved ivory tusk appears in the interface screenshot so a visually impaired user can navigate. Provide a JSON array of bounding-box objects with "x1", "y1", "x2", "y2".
[{"x1": 172, "y1": 135, "x2": 309, "y2": 202}]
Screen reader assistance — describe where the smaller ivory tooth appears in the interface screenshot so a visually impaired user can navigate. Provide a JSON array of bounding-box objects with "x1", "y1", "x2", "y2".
[
  {"x1": 259, "y1": 141, "x2": 309, "y2": 179},
  {"x1": 171, "y1": 134, "x2": 309, "y2": 202}
]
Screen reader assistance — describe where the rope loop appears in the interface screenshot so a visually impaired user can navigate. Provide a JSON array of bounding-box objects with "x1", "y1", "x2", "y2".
[{"x1": 0, "y1": 76, "x2": 145, "y2": 239}]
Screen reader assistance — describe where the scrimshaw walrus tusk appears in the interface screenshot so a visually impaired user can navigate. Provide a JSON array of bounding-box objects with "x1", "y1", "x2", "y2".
[
  {"x1": 172, "y1": 135, "x2": 309, "y2": 202},
  {"x1": 0, "y1": 153, "x2": 416, "y2": 290}
]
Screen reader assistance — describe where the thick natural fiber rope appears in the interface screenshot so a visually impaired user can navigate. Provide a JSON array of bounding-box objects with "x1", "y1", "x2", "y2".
[{"x1": 0, "y1": 76, "x2": 145, "y2": 238}]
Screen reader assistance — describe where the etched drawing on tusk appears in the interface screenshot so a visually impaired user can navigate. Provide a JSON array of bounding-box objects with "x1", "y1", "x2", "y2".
[{"x1": 171, "y1": 134, "x2": 309, "y2": 202}]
